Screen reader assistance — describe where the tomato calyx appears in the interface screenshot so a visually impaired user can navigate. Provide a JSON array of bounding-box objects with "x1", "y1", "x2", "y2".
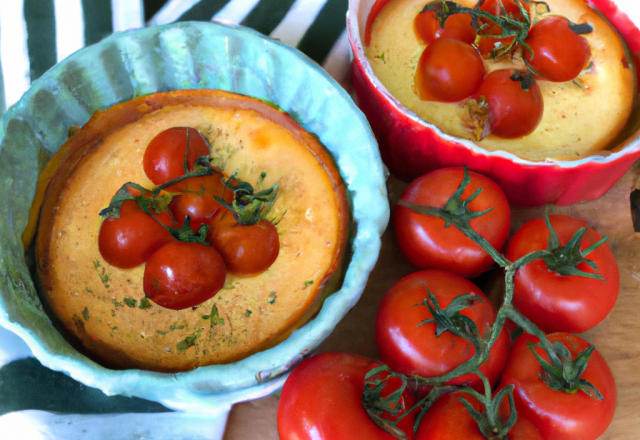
[
  {"x1": 459, "y1": 384, "x2": 518, "y2": 439},
  {"x1": 363, "y1": 366, "x2": 415, "y2": 440},
  {"x1": 526, "y1": 338, "x2": 603, "y2": 399},
  {"x1": 214, "y1": 171, "x2": 279, "y2": 226},
  {"x1": 509, "y1": 69, "x2": 536, "y2": 92},
  {"x1": 541, "y1": 215, "x2": 608, "y2": 280},
  {"x1": 418, "y1": 283, "x2": 483, "y2": 339}
]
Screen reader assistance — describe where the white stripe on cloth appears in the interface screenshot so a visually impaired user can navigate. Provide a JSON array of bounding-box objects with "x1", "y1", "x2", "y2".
[
  {"x1": 213, "y1": 0, "x2": 261, "y2": 25},
  {"x1": 147, "y1": 0, "x2": 203, "y2": 26},
  {"x1": 0, "y1": 410, "x2": 230, "y2": 440},
  {"x1": 112, "y1": 0, "x2": 145, "y2": 31},
  {"x1": 321, "y1": 29, "x2": 350, "y2": 89},
  {"x1": 0, "y1": 0, "x2": 30, "y2": 109},
  {"x1": 54, "y1": 0, "x2": 84, "y2": 63},
  {"x1": 269, "y1": 0, "x2": 327, "y2": 48},
  {"x1": 0, "y1": 325, "x2": 32, "y2": 368}
]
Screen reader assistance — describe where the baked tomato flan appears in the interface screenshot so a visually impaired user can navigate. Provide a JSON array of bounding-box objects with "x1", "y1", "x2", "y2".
[
  {"x1": 366, "y1": 0, "x2": 636, "y2": 161},
  {"x1": 34, "y1": 89, "x2": 350, "y2": 372}
]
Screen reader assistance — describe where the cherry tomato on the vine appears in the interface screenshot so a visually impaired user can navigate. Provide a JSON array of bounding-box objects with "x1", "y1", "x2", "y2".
[
  {"x1": 472, "y1": 69, "x2": 543, "y2": 138},
  {"x1": 98, "y1": 200, "x2": 175, "y2": 269},
  {"x1": 143, "y1": 241, "x2": 226, "y2": 310},
  {"x1": 499, "y1": 332, "x2": 616, "y2": 440},
  {"x1": 143, "y1": 127, "x2": 211, "y2": 185},
  {"x1": 278, "y1": 351, "x2": 417, "y2": 440},
  {"x1": 505, "y1": 214, "x2": 619, "y2": 333},
  {"x1": 414, "y1": 11, "x2": 476, "y2": 45},
  {"x1": 375, "y1": 270, "x2": 511, "y2": 394},
  {"x1": 415, "y1": 391, "x2": 543, "y2": 440},
  {"x1": 169, "y1": 193, "x2": 224, "y2": 233},
  {"x1": 393, "y1": 168, "x2": 510, "y2": 278},
  {"x1": 414, "y1": 38, "x2": 485, "y2": 103},
  {"x1": 524, "y1": 16, "x2": 591, "y2": 82},
  {"x1": 208, "y1": 210, "x2": 280, "y2": 276}
]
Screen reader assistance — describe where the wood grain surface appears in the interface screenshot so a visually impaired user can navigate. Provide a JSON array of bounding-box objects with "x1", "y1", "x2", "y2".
[{"x1": 223, "y1": 164, "x2": 640, "y2": 439}]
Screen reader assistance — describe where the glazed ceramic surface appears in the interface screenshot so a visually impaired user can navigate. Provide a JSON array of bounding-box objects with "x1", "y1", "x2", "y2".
[
  {"x1": 348, "y1": 0, "x2": 640, "y2": 206},
  {"x1": 0, "y1": 21, "x2": 388, "y2": 411}
]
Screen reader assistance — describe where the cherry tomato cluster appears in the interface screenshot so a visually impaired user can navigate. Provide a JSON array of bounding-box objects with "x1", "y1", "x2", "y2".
[
  {"x1": 413, "y1": 0, "x2": 592, "y2": 139},
  {"x1": 278, "y1": 167, "x2": 618, "y2": 440},
  {"x1": 98, "y1": 127, "x2": 280, "y2": 310}
]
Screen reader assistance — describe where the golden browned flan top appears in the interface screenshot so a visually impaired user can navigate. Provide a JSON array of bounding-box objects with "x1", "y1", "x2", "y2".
[{"x1": 35, "y1": 89, "x2": 350, "y2": 372}]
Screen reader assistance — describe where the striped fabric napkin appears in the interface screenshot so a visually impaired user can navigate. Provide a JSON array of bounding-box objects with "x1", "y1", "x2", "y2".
[{"x1": 0, "y1": 1, "x2": 350, "y2": 438}]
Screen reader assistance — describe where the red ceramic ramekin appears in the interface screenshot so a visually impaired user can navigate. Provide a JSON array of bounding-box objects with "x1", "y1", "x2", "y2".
[{"x1": 348, "y1": 0, "x2": 640, "y2": 206}]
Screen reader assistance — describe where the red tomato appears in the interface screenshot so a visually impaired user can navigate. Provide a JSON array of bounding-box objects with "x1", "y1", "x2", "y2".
[
  {"x1": 375, "y1": 270, "x2": 510, "y2": 393},
  {"x1": 414, "y1": 39, "x2": 485, "y2": 102},
  {"x1": 143, "y1": 127, "x2": 211, "y2": 185},
  {"x1": 393, "y1": 168, "x2": 510, "y2": 278},
  {"x1": 473, "y1": 69, "x2": 543, "y2": 138},
  {"x1": 143, "y1": 241, "x2": 226, "y2": 310},
  {"x1": 98, "y1": 200, "x2": 175, "y2": 269},
  {"x1": 415, "y1": 391, "x2": 543, "y2": 439},
  {"x1": 499, "y1": 332, "x2": 616, "y2": 440},
  {"x1": 524, "y1": 16, "x2": 591, "y2": 82},
  {"x1": 477, "y1": 0, "x2": 530, "y2": 58},
  {"x1": 504, "y1": 214, "x2": 619, "y2": 333},
  {"x1": 169, "y1": 193, "x2": 224, "y2": 232},
  {"x1": 278, "y1": 352, "x2": 417, "y2": 440},
  {"x1": 208, "y1": 210, "x2": 280, "y2": 276},
  {"x1": 414, "y1": 11, "x2": 476, "y2": 45}
]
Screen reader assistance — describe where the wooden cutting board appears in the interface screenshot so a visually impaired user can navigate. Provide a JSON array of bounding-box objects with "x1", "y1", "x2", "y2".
[{"x1": 223, "y1": 163, "x2": 640, "y2": 439}]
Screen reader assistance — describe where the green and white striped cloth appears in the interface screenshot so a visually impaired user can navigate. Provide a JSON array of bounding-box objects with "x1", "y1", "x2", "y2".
[
  {"x1": 0, "y1": 0, "x2": 350, "y2": 112},
  {"x1": 0, "y1": 1, "x2": 349, "y2": 438}
]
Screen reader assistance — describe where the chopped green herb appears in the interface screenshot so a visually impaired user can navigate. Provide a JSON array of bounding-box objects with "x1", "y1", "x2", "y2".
[
  {"x1": 303, "y1": 280, "x2": 314, "y2": 289},
  {"x1": 169, "y1": 323, "x2": 186, "y2": 331},
  {"x1": 202, "y1": 304, "x2": 225, "y2": 327},
  {"x1": 245, "y1": 309, "x2": 252, "y2": 318},
  {"x1": 138, "y1": 297, "x2": 152, "y2": 309},
  {"x1": 86, "y1": 288, "x2": 94, "y2": 295},
  {"x1": 156, "y1": 330, "x2": 167, "y2": 336},
  {"x1": 176, "y1": 329, "x2": 202, "y2": 352},
  {"x1": 82, "y1": 307, "x2": 89, "y2": 321},
  {"x1": 112, "y1": 300, "x2": 123, "y2": 308},
  {"x1": 72, "y1": 314, "x2": 85, "y2": 333},
  {"x1": 93, "y1": 262, "x2": 111, "y2": 288},
  {"x1": 123, "y1": 298, "x2": 137, "y2": 308}
]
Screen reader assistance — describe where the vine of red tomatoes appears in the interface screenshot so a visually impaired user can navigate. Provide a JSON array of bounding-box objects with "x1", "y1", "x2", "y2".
[
  {"x1": 278, "y1": 166, "x2": 618, "y2": 440},
  {"x1": 413, "y1": 0, "x2": 593, "y2": 139},
  {"x1": 98, "y1": 126, "x2": 281, "y2": 310}
]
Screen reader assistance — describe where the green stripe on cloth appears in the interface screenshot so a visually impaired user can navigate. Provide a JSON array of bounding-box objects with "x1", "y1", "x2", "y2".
[
  {"x1": 82, "y1": 0, "x2": 114, "y2": 45},
  {"x1": 241, "y1": 0, "x2": 296, "y2": 36},
  {"x1": 24, "y1": 0, "x2": 56, "y2": 81},
  {"x1": 0, "y1": 358, "x2": 169, "y2": 415},
  {"x1": 144, "y1": 0, "x2": 169, "y2": 22},
  {"x1": 297, "y1": 0, "x2": 347, "y2": 64},
  {"x1": 178, "y1": 0, "x2": 231, "y2": 22}
]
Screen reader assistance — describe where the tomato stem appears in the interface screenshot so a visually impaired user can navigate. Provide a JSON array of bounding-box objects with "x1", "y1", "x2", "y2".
[{"x1": 214, "y1": 171, "x2": 279, "y2": 226}]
